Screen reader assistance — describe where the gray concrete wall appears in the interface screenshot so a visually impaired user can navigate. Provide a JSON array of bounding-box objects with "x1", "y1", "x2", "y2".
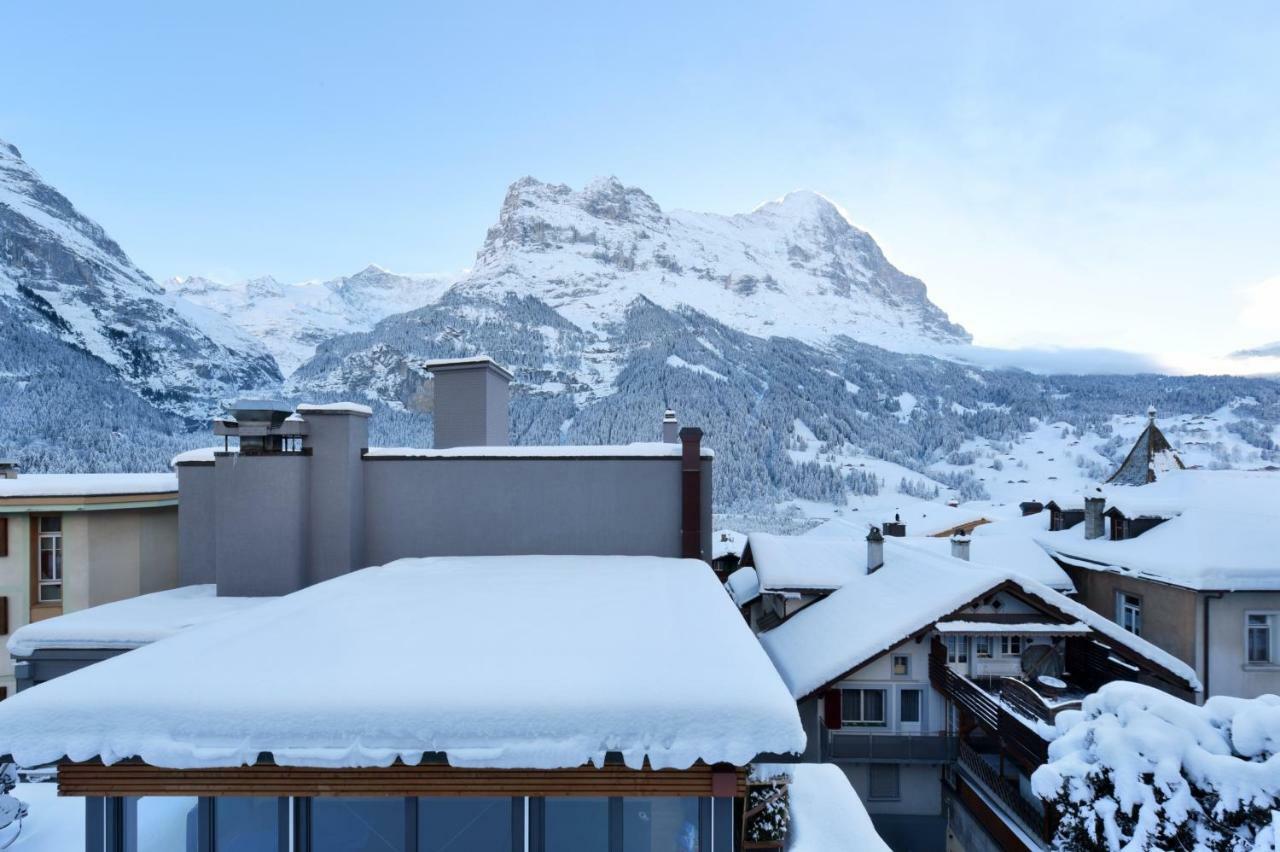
[
  {"x1": 362, "y1": 457, "x2": 710, "y2": 566},
  {"x1": 432, "y1": 369, "x2": 509, "y2": 448},
  {"x1": 304, "y1": 412, "x2": 368, "y2": 586},
  {"x1": 214, "y1": 454, "x2": 310, "y2": 596},
  {"x1": 177, "y1": 465, "x2": 217, "y2": 586}
]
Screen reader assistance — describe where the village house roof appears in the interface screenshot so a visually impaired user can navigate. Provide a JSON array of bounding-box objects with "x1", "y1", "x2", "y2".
[
  {"x1": 0, "y1": 555, "x2": 805, "y2": 771},
  {"x1": 0, "y1": 472, "x2": 178, "y2": 510},
  {"x1": 1038, "y1": 469, "x2": 1280, "y2": 591},
  {"x1": 757, "y1": 540, "x2": 1199, "y2": 701},
  {"x1": 6, "y1": 585, "x2": 271, "y2": 657},
  {"x1": 1106, "y1": 407, "x2": 1185, "y2": 486},
  {"x1": 804, "y1": 499, "x2": 990, "y2": 539},
  {"x1": 742, "y1": 532, "x2": 865, "y2": 592}
]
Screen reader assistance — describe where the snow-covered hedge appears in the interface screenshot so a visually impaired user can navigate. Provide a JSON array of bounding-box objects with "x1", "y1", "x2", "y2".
[{"x1": 1032, "y1": 682, "x2": 1280, "y2": 851}]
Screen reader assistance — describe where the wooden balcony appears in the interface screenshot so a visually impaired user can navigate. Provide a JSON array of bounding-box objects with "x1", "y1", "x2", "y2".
[{"x1": 928, "y1": 646, "x2": 1049, "y2": 768}]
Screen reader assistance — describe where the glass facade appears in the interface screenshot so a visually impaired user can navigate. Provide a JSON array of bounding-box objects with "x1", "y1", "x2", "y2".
[
  {"x1": 418, "y1": 797, "x2": 513, "y2": 852},
  {"x1": 544, "y1": 797, "x2": 609, "y2": 852},
  {"x1": 312, "y1": 797, "x2": 406, "y2": 852},
  {"x1": 214, "y1": 797, "x2": 281, "y2": 852},
  {"x1": 133, "y1": 796, "x2": 198, "y2": 852},
  {"x1": 623, "y1": 797, "x2": 700, "y2": 851}
]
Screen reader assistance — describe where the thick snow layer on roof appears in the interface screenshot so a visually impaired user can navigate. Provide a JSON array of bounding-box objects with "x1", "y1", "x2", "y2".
[
  {"x1": 754, "y1": 764, "x2": 890, "y2": 852},
  {"x1": 1032, "y1": 682, "x2": 1280, "y2": 850},
  {"x1": 805, "y1": 498, "x2": 989, "y2": 538},
  {"x1": 895, "y1": 533, "x2": 1074, "y2": 591},
  {"x1": 935, "y1": 621, "x2": 1091, "y2": 635},
  {"x1": 0, "y1": 782, "x2": 84, "y2": 850},
  {"x1": 713, "y1": 529, "x2": 744, "y2": 560},
  {"x1": 746, "y1": 532, "x2": 865, "y2": 591},
  {"x1": 759, "y1": 540, "x2": 1199, "y2": 699},
  {"x1": 171, "y1": 447, "x2": 223, "y2": 466},
  {"x1": 725, "y1": 566, "x2": 761, "y2": 606},
  {"x1": 296, "y1": 401, "x2": 373, "y2": 416},
  {"x1": 1039, "y1": 505, "x2": 1280, "y2": 591},
  {"x1": 7, "y1": 585, "x2": 271, "y2": 657},
  {"x1": 365, "y1": 442, "x2": 712, "y2": 459},
  {"x1": 0, "y1": 556, "x2": 804, "y2": 770},
  {"x1": 0, "y1": 473, "x2": 176, "y2": 498}
]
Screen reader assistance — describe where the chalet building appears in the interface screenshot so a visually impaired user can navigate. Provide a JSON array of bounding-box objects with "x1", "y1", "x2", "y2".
[
  {"x1": 1038, "y1": 468, "x2": 1280, "y2": 699},
  {"x1": 0, "y1": 357, "x2": 848, "y2": 851},
  {"x1": 0, "y1": 464, "x2": 179, "y2": 698},
  {"x1": 731, "y1": 530, "x2": 1198, "y2": 851}
]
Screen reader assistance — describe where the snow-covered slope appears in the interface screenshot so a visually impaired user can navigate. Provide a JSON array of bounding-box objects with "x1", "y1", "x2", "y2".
[
  {"x1": 461, "y1": 177, "x2": 969, "y2": 353},
  {"x1": 167, "y1": 265, "x2": 454, "y2": 375},
  {"x1": 0, "y1": 137, "x2": 280, "y2": 415}
]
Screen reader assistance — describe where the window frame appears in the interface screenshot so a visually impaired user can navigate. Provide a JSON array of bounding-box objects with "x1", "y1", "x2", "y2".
[
  {"x1": 999, "y1": 635, "x2": 1025, "y2": 657},
  {"x1": 891, "y1": 654, "x2": 911, "y2": 677},
  {"x1": 32, "y1": 514, "x2": 64, "y2": 606},
  {"x1": 974, "y1": 635, "x2": 993, "y2": 658},
  {"x1": 840, "y1": 687, "x2": 888, "y2": 728},
  {"x1": 899, "y1": 688, "x2": 922, "y2": 724},
  {"x1": 945, "y1": 635, "x2": 969, "y2": 664},
  {"x1": 867, "y1": 764, "x2": 901, "y2": 801},
  {"x1": 1246, "y1": 612, "x2": 1278, "y2": 666},
  {"x1": 1116, "y1": 591, "x2": 1142, "y2": 637}
]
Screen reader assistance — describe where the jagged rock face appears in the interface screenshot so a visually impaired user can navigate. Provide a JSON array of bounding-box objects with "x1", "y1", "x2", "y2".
[
  {"x1": 0, "y1": 138, "x2": 280, "y2": 416},
  {"x1": 168, "y1": 264, "x2": 455, "y2": 376},
  {"x1": 462, "y1": 176, "x2": 970, "y2": 353}
]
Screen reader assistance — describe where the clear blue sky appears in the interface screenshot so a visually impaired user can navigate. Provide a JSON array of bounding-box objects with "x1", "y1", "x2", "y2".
[{"x1": 3, "y1": 1, "x2": 1278, "y2": 373}]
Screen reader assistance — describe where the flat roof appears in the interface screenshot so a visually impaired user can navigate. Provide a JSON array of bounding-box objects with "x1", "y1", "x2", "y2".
[
  {"x1": 7, "y1": 585, "x2": 271, "y2": 657},
  {"x1": 0, "y1": 473, "x2": 178, "y2": 508},
  {"x1": 423, "y1": 356, "x2": 514, "y2": 380},
  {"x1": 364, "y1": 442, "x2": 712, "y2": 459},
  {"x1": 0, "y1": 555, "x2": 803, "y2": 770}
]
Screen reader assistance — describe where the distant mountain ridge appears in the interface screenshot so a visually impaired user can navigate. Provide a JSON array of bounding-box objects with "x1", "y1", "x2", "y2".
[
  {"x1": 166, "y1": 265, "x2": 455, "y2": 375},
  {"x1": 0, "y1": 136, "x2": 279, "y2": 417}
]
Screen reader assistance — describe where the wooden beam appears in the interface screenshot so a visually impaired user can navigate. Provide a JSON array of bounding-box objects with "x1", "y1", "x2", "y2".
[{"x1": 58, "y1": 761, "x2": 747, "y2": 798}]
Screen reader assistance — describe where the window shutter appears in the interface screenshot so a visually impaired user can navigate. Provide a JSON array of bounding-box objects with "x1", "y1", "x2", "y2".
[
  {"x1": 823, "y1": 690, "x2": 842, "y2": 730},
  {"x1": 0, "y1": 517, "x2": 7, "y2": 557}
]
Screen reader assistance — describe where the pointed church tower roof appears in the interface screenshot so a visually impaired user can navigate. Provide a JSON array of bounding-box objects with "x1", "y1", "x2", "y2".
[{"x1": 1106, "y1": 406, "x2": 1185, "y2": 486}]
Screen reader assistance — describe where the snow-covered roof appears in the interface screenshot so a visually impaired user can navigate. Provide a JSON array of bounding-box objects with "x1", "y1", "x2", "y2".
[
  {"x1": 0, "y1": 555, "x2": 804, "y2": 770},
  {"x1": 754, "y1": 763, "x2": 891, "y2": 852},
  {"x1": 0, "y1": 473, "x2": 177, "y2": 500},
  {"x1": 171, "y1": 447, "x2": 223, "y2": 466},
  {"x1": 422, "y1": 356, "x2": 514, "y2": 379},
  {"x1": 295, "y1": 401, "x2": 373, "y2": 416},
  {"x1": 725, "y1": 566, "x2": 761, "y2": 606},
  {"x1": 805, "y1": 498, "x2": 989, "y2": 538},
  {"x1": 744, "y1": 532, "x2": 865, "y2": 592},
  {"x1": 758, "y1": 540, "x2": 1199, "y2": 699},
  {"x1": 6, "y1": 586, "x2": 271, "y2": 657},
  {"x1": 895, "y1": 531, "x2": 1075, "y2": 591},
  {"x1": 1106, "y1": 412, "x2": 1184, "y2": 486},
  {"x1": 365, "y1": 442, "x2": 712, "y2": 459},
  {"x1": 934, "y1": 621, "x2": 1091, "y2": 635},
  {"x1": 712, "y1": 529, "x2": 744, "y2": 560}
]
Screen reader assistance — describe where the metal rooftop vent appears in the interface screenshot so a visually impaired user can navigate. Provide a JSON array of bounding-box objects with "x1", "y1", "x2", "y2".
[{"x1": 214, "y1": 400, "x2": 307, "y2": 454}]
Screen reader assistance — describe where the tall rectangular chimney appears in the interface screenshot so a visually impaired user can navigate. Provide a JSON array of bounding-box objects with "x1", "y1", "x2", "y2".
[
  {"x1": 425, "y1": 357, "x2": 513, "y2": 448},
  {"x1": 1084, "y1": 494, "x2": 1106, "y2": 540}
]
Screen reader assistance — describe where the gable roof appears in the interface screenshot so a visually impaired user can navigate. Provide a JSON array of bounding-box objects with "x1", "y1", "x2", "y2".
[
  {"x1": 757, "y1": 540, "x2": 1200, "y2": 700},
  {"x1": 743, "y1": 532, "x2": 865, "y2": 592},
  {"x1": 0, "y1": 555, "x2": 805, "y2": 770},
  {"x1": 1107, "y1": 409, "x2": 1184, "y2": 486}
]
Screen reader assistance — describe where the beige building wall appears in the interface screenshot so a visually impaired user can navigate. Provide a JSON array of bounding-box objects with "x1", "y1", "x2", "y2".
[
  {"x1": 0, "y1": 506, "x2": 178, "y2": 698},
  {"x1": 1204, "y1": 591, "x2": 1280, "y2": 699},
  {"x1": 1062, "y1": 564, "x2": 1199, "y2": 666}
]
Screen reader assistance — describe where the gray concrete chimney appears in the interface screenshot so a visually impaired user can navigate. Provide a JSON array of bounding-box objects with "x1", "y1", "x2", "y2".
[
  {"x1": 662, "y1": 409, "x2": 679, "y2": 443},
  {"x1": 950, "y1": 531, "x2": 971, "y2": 561},
  {"x1": 1084, "y1": 492, "x2": 1106, "y2": 540},
  {"x1": 866, "y1": 526, "x2": 884, "y2": 574},
  {"x1": 425, "y1": 357, "x2": 513, "y2": 448},
  {"x1": 300, "y1": 403, "x2": 371, "y2": 587},
  {"x1": 0, "y1": 459, "x2": 18, "y2": 479}
]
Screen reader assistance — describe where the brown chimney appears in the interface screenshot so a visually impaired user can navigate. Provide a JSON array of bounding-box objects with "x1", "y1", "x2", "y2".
[{"x1": 680, "y1": 427, "x2": 704, "y2": 561}]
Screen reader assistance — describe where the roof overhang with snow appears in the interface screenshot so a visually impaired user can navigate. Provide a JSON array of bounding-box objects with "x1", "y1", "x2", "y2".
[
  {"x1": 0, "y1": 555, "x2": 805, "y2": 771},
  {"x1": 0, "y1": 473, "x2": 178, "y2": 511}
]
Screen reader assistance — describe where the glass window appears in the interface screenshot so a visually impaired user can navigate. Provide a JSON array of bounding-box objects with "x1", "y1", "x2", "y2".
[
  {"x1": 1248, "y1": 614, "x2": 1275, "y2": 664},
  {"x1": 135, "y1": 796, "x2": 198, "y2": 852},
  {"x1": 974, "y1": 636, "x2": 993, "y2": 658},
  {"x1": 215, "y1": 797, "x2": 281, "y2": 852},
  {"x1": 945, "y1": 635, "x2": 968, "y2": 664},
  {"x1": 712, "y1": 798, "x2": 733, "y2": 852},
  {"x1": 841, "y1": 689, "x2": 887, "y2": 727},
  {"x1": 418, "y1": 797, "x2": 512, "y2": 852},
  {"x1": 312, "y1": 797, "x2": 405, "y2": 852},
  {"x1": 891, "y1": 655, "x2": 910, "y2": 676},
  {"x1": 900, "y1": 689, "x2": 922, "y2": 724},
  {"x1": 544, "y1": 797, "x2": 608, "y2": 852},
  {"x1": 867, "y1": 765, "x2": 900, "y2": 801},
  {"x1": 1117, "y1": 593, "x2": 1142, "y2": 636},
  {"x1": 623, "y1": 797, "x2": 700, "y2": 852},
  {"x1": 36, "y1": 515, "x2": 63, "y2": 603},
  {"x1": 1000, "y1": 635, "x2": 1025, "y2": 656}
]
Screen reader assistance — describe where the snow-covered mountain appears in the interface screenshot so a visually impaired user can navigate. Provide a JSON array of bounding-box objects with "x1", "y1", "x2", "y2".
[
  {"x1": 167, "y1": 265, "x2": 455, "y2": 375},
  {"x1": 0, "y1": 137, "x2": 279, "y2": 416},
  {"x1": 461, "y1": 177, "x2": 969, "y2": 353}
]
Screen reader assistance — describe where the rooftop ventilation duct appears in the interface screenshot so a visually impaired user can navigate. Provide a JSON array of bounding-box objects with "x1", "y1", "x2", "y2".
[{"x1": 214, "y1": 400, "x2": 307, "y2": 454}]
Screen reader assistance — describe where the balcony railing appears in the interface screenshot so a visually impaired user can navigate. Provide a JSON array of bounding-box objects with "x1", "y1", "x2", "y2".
[
  {"x1": 828, "y1": 733, "x2": 957, "y2": 763},
  {"x1": 929, "y1": 647, "x2": 1050, "y2": 768},
  {"x1": 956, "y1": 739, "x2": 1049, "y2": 842}
]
